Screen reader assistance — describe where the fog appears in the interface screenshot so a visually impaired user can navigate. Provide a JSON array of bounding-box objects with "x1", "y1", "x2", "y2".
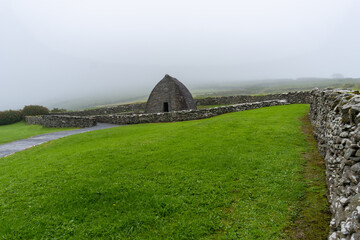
[{"x1": 1, "y1": 0, "x2": 359, "y2": 110}]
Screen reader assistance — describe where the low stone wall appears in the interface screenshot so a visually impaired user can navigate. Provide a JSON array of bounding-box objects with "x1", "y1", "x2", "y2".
[
  {"x1": 195, "y1": 91, "x2": 311, "y2": 105},
  {"x1": 52, "y1": 103, "x2": 146, "y2": 116},
  {"x1": 42, "y1": 115, "x2": 97, "y2": 128},
  {"x1": 309, "y1": 89, "x2": 360, "y2": 239},
  {"x1": 38, "y1": 99, "x2": 288, "y2": 127},
  {"x1": 25, "y1": 115, "x2": 97, "y2": 128},
  {"x1": 94, "y1": 99, "x2": 288, "y2": 125},
  {"x1": 52, "y1": 91, "x2": 310, "y2": 117},
  {"x1": 25, "y1": 116, "x2": 43, "y2": 125}
]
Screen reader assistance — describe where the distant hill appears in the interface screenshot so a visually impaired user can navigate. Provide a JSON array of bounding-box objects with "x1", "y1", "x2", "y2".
[
  {"x1": 191, "y1": 77, "x2": 360, "y2": 97},
  {"x1": 48, "y1": 77, "x2": 360, "y2": 110}
]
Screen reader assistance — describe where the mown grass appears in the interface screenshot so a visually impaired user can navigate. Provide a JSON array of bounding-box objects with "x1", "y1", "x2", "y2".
[
  {"x1": 0, "y1": 105, "x2": 313, "y2": 239},
  {"x1": 0, "y1": 121, "x2": 75, "y2": 145},
  {"x1": 283, "y1": 115, "x2": 330, "y2": 239}
]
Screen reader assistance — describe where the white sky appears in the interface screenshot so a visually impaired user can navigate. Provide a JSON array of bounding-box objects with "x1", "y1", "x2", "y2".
[{"x1": 1, "y1": 0, "x2": 359, "y2": 110}]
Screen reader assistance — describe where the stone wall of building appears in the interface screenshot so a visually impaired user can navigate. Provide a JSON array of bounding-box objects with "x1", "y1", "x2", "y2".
[
  {"x1": 145, "y1": 74, "x2": 197, "y2": 113},
  {"x1": 309, "y1": 89, "x2": 360, "y2": 239}
]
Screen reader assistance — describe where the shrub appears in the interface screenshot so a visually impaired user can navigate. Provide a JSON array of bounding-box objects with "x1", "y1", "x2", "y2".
[
  {"x1": 22, "y1": 105, "x2": 49, "y2": 117},
  {"x1": 0, "y1": 110, "x2": 23, "y2": 125},
  {"x1": 50, "y1": 107, "x2": 67, "y2": 113}
]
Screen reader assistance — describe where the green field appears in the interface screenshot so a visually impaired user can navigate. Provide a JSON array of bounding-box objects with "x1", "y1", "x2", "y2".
[
  {"x1": 0, "y1": 121, "x2": 75, "y2": 145},
  {"x1": 0, "y1": 105, "x2": 326, "y2": 239}
]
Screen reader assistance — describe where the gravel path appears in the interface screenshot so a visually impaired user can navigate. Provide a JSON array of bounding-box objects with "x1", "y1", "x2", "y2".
[{"x1": 0, "y1": 123, "x2": 119, "y2": 158}]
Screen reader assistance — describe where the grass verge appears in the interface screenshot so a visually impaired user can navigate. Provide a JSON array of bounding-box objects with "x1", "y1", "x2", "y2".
[
  {"x1": 282, "y1": 115, "x2": 330, "y2": 239},
  {"x1": 0, "y1": 105, "x2": 322, "y2": 239}
]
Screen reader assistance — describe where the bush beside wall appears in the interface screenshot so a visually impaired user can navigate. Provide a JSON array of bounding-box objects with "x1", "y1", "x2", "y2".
[
  {"x1": 0, "y1": 110, "x2": 23, "y2": 125},
  {"x1": 22, "y1": 105, "x2": 49, "y2": 117}
]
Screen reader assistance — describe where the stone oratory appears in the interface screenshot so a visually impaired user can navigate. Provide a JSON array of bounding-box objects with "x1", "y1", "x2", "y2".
[{"x1": 145, "y1": 74, "x2": 197, "y2": 113}]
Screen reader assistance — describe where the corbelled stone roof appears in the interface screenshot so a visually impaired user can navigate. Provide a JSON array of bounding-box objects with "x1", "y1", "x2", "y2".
[{"x1": 145, "y1": 74, "x2": 197, "y2": 113}]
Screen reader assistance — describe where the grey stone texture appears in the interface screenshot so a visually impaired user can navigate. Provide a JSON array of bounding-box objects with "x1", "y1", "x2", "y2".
[
  {"x1": 145, "y1": 74, "x2": 197, "y2": 113},
  {"x1": 51, "y1": 103, "x2": 146, "y2": 116},
  {"x1": 95, "y1": 99, "x2": 288, "y2": 125},
  {"x1": 25, "y1": 116, "x2": 43, "y2": 125},
  {"x1": 195, "y1": 90, "x2": 311, "y2": 105},
  {"x1": 309, "y1": 88, "x2": 360, "y2": 239},
  {"x1": 26, "y1": 99, "x2": 290, "y2": 127},
  {"x1": 48, "y1": 91, "x2": 311, "y2": 117},
  {"x1": 25, "y1": 115, "x2": 97, "y2": 128},
  {"x1": 26, "y1": 91, "x2": 311, "y2": 128}
]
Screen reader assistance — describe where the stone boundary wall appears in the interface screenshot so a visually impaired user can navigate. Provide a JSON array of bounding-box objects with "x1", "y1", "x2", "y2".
[
  {"x1": 29, "y1": 99, "x2": 289, "y2": 127},
  {"x1": 196, "y1": 91, "x2": 311, "y2": 105},
  {"x1": 309, "y1": 89, "x2": 360, "y2": 239},
  {"x1": 52, "y1": 103, "x2": 146, "y2": 116},
  {"x1": 94, "y1": 99, "x2": 288, "y2": 125},
  {"x1": 25, "y1": 115, "x2": 97, "y2": 128},
  {"x1": 25, "y1": 116, "x2": 43, "y2": 125},
  {"x1": 52, "y1": 91, "x2": 310, "y2": 116}
]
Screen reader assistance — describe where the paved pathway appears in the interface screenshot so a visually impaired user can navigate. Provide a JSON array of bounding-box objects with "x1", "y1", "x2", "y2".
[{"x1": 0, "y1": 123, "x2": 119, "y2": 158}]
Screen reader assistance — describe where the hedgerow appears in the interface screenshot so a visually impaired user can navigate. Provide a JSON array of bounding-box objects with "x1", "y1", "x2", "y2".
[
  {"x1": 0, "y1": 110, "x2": 23, "y2": 125},
  {"x1": 22, "y1": 105, "x2": 49, "y2": 117}
]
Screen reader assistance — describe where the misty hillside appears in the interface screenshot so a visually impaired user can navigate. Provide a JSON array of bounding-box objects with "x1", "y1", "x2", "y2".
[{"x1": 50, "y1": 77, "x2": 360, "y2": 110}]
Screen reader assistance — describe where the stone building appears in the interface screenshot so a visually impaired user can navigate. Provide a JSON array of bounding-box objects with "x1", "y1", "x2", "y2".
[{"x1": 145, "y1": 74, "x2": 197, "y2": 113}]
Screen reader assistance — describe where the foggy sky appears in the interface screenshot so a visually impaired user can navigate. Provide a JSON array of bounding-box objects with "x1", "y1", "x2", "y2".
[{"x1": 1, "y1": 0, "x2": 360, "y2": 110}]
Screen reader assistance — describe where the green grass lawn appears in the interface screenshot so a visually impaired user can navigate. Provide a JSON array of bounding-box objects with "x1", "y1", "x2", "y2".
[
  {"x1": 0, "y1": 121, "x2": 76, "y2": 145},
  {"x1": 0, "y1": 105, "x2": 315, "y2": 239}
]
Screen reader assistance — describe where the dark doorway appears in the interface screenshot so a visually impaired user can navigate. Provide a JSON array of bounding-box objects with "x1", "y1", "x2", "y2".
[{"x1": 163, "y1": 102, "x2": 169, "y2": 112}]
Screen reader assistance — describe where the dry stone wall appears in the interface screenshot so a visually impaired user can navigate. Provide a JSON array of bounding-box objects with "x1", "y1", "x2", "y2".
[
  {"x1": 42, "y1": 115, "x2": 97, "y2": 128},
  {"x1": 25, "y1": 116, "x2": 43, "y2": 125},
  {"x1": 52, "y1": 91, "x2": 310, "y2": 117},
  {"x1": 309, "y1": 89, "x2": 360, "y2": 240},
  {"x1": 25, "y1": 115, "x2": 97, "y2": 128},
  {"x1": 94, "y1": 100, "x2": 288, "y2": 125},
  {"x1": 29, "y1": 99, "x2": 288, "y2": 127},
  {"x1": 145, "y1": 74, "x2": 197, "y2": 113},
  {"x1": 27, "y1": 99, "x2": 289, "y2": 127},
  {"x1": 52, "y1": 103, "x2": 146, "y2": 116},
  {"x1": 196, "y1": 91, "x2": 310, "y2": 105}
]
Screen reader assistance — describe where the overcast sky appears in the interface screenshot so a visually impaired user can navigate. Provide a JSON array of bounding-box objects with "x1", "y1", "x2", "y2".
[{"x1": 1, "y1": 0, "x2": 359, "y2": 110}]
